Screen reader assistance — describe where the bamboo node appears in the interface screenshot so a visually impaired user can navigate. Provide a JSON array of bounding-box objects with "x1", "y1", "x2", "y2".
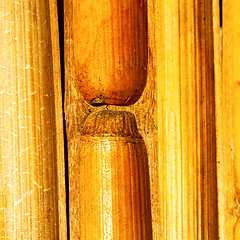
[{"x1": 81, "y1": 110, "x2": 142, "y2": 138}]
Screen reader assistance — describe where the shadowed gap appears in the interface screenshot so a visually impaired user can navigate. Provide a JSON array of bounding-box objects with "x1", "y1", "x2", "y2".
[{"x1": 57, "y1": 0, "x2": 70, "y2": 239}]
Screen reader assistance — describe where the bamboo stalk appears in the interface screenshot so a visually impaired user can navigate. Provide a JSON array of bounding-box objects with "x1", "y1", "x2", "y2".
[
  {"x1": 0, "y1": 0, "x2": 66, "y2": 239},
  {"x1": 215, "y1": 0, "x2": 240, "y2": 239},
  {"x1": 71, "y1": 110, "x2": 152, "y2": 239},
  {"x1": 49, "y1": 0, "x2": 67, "y2": 238},
  {"x1": 66, "y1": 0, "x2": 154, "y2": 238},
  {"x1": 233, "y1": 83, "x2": 240, "y2": 240},
  {"x1": 155, "y1": 0, "x2": 218, "y2": 239}
]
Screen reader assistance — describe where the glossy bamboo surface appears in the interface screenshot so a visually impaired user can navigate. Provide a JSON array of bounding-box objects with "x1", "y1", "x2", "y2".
[
  {"x1": 156, "y1": 0, "x2": 218, "y2": 239},
  {"x1": 0, "y1": 0, "x2": 66, "y2": 239},
  {"x1": 69, "y1": 110, "x2": 152, "y2": 239},
  {"x1": 73, "y1": 0, "x2": 148, "y2": 106}
]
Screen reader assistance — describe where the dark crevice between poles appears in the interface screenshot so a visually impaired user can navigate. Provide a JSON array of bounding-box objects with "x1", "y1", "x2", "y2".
[
  {"x1": 220, "y1": 0, "x2": 222, "y2": 27},
  {"x1": 57, "y1": 0, "x2": 70, "y2": 239}
]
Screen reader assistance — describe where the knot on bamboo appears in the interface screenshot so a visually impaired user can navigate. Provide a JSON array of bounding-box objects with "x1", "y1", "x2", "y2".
[{"x1": 81, "y1": 110, "x2": 142, "y2": 138}]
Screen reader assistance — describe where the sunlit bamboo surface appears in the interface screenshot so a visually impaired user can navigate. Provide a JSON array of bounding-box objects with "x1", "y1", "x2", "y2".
[
  {"x1": 1, "y1": 0, "x2": 234, "y2": 239},
  {"x1": 155, "y1": 0, "x2": 218, "y2": 239},
  {"x1": 215, "y1": 0, "x2": 240, "y2": 239}
]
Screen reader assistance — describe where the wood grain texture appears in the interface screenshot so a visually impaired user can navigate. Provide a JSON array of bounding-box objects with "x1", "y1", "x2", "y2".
[
  {"x1": 69, "y1": 110, "x2": 152, "y2": 239},
  {"x1": 155, "y1": 0, "x2": 218, "y2": 239},
  {"x1": 215, "y1": 0, "x2": 240, "y2": 239},
  {"x1": 0, "y1": 0, "x2": 66, "y2": 239},
  {"x1": 73, "y1": 0, "x2": 148, "y2": 106}
]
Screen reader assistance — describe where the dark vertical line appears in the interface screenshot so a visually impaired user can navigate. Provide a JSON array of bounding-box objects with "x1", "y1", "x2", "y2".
[
  {"x1": 57, "y1": 0, "x2": 70, "y2": 239},
  {"x1": 220, "y1": 0, "x2": 222, "y2": 27}
]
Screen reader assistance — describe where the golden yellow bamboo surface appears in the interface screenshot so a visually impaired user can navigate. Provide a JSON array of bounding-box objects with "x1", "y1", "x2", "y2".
[
  {"x1": 0, "y1": 0, "x2": 66, "y2": 239},
  {"x1": 233, "y1": 83, "x2": 240, "y2": 240},
  {"x1": 65, "y1": 0, "x2": 159, "y2": 238},
  {"x1": 73, "y1": 0, "x2": 148, "y2": 106},
  {"x1": 69, "y1": 110, "x2": 152, "y2": 239},
  {"x1": 155, "y1": 0, "x2": 218, "y2": 239},
  {"x1": 215, "y1": 0, "x2": 240, "y2": 239}
]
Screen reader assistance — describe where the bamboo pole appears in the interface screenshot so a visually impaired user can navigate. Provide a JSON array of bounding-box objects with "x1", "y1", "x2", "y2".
[
  {"x1": 0, "y1": 0, "x2": 66, "y2": 239},
  {"x1": 64, "y1": 0, "x2": 159, "y2": 238},
  {"x1": 66, "y1": 0, "x2": 154, "y2": 238},
  {"x1": 215, "y1": 0, "x2": 240, "y2": 239},
  {"x1": 155, "y1": 0, "x2": 218, "y2": 239}
]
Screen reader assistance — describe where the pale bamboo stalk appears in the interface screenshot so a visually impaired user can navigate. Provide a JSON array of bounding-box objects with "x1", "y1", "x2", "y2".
[
  {"x1": 0, "y1": 0, "x2": 66, "y2": 239},
  {"x1": 232, "y1": 1, "x2": 240, "y2": 238},
  {"x1": 215, "y1": 0, "x2": 240, "y2": 239},
  {"x1": 212, "y1": 0, "x2": 223, "y2": 239},
  {"x1": 155, "y1": 0, "x2": 218, "y2": 239}
]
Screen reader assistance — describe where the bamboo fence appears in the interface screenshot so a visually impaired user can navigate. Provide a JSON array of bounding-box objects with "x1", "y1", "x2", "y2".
[{"x1": 1, "y1": 0, "x2": 240, "y2": 239}]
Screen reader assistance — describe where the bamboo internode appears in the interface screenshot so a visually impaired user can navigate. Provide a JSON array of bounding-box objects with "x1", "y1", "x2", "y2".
[
  {"x1": 215, "y1": 0, "x2": 240, "y2": 239},
  {"x1": 156, "y1": 0, "x2": 218, "y2": 239},
  {"x1": 73, "y1": 0, "x2": 148, "y2": 106}
]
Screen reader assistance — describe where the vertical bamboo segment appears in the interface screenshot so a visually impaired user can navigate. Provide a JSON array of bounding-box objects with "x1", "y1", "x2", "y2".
[
  {"x1": 233, "y1": 84, "x2": 240, "y2": 200},
  {"x1": 231, "y1": 2, "x2": 240, "y2": 238},
  {"x1": 0, "y1": 0, "x2": 66, "y2": 239},
  {"x1": 73, "y1": 0, "x2": 148, "y2": 106},
  {"x1": 233, "y1": 83, "x2": 240, "y2": 240},
  {"x1": 69, "y1": 110, "x2": 152, "y2": 239},
  {"x1": 215, "y1": 0, "x2": 240, "y2": 239},
  {"x1": 156, "y1": 0, "x2": 218, "y2": 239}
]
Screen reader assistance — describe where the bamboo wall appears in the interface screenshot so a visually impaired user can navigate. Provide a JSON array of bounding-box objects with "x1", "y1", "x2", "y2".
[{"x1": 1, "y1": 0, "x2": 240, "y2": 239}]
